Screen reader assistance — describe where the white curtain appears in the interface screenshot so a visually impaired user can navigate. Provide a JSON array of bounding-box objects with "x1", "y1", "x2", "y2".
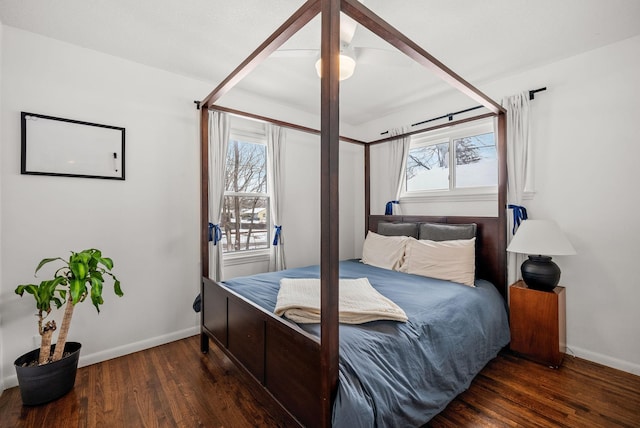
[
  {"x1": 388, "y1": 127, "x2": 411, "y2": 215},
  {"x1": 502, "y1": 92, "x2": 531, "y2": 285},
  {"x1": 208, "y1": 111, "x2": 230, "y2": 281},
  {"x1": 267, "y1": 124, "x2": 286, "y2": 271}
]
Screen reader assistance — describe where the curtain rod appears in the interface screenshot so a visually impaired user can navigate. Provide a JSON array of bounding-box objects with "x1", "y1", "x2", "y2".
[
  {"x1": 368, "y1": 112, "x2": 496, "y2": 146},
  {"x1": 379, "y1": 86, "x2": 547, "y2": 135}
]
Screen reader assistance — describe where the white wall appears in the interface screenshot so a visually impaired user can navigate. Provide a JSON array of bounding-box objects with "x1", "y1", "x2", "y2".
[
  {"x1": 368, "y1": 35, "x2": 640, "y2": 375},
  {"x1": 490, "y1": 35, "x2": 640, "y2": 375},
  {"x1": 281, "y1": 130, "x2": 364, "y2": 268},
  {"x1": 0, "y1": 27, "x2": 208, "y2": 389},
  {"x1": 0, "y1": 18, "x2": 5, "y2": 394}
]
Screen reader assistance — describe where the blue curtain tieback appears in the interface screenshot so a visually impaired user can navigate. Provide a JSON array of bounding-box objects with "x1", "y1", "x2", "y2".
[
  {"x1": 273, "y1": 225, "x2": 282, "y2": 246},
  {"x1": 209, "y1": 223, "x2": 222, "y2": 245},
  {"x1": 385, "y1": 200, "x2": 399, "y2": 215},
  {"x1": 507, "y1": 204, "x2": 528, "y2": 235}
]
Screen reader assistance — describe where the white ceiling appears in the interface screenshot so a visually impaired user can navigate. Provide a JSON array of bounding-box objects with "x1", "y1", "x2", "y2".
[{"x1": 1, "y1": 0, "x2": 639, "y2": 126}]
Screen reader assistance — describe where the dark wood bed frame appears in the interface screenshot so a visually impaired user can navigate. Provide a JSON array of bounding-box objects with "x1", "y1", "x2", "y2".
[{"x1": 198, "y1": 1, "x2": 507, "y2": 426}]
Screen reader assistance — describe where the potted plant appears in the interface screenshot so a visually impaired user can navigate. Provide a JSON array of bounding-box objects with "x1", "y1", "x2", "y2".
[{"x1": 14, "y1": 248, "x2": 123, "y2": 405}]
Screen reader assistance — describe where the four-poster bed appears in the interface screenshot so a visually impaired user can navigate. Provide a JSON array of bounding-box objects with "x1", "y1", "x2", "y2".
[{"x1": 198, "y1": 0, "x2": 508, "y2": 426}]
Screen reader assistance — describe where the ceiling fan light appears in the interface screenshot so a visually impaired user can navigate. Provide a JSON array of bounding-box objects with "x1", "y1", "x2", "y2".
[
  {"x1": 315, "y1": 53, "x2": 356, "y2": 81},
  {"x1": 339, "y1": 54, "x2": 356, "y2": 80}
]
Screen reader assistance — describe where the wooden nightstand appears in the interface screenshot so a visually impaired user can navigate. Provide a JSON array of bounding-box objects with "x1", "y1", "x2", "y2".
[{"x1": 509, "y1": 280, "x2": 566, "y2": 367}]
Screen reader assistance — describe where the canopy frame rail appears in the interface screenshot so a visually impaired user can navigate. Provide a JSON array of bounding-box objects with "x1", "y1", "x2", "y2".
[
  {"x1": 200, "y1": 0, "x2": 321, "y2": 109},
  {"x1": 207, "y1": 105, "x2": 366, "y2": 145},
  {"x1": 341, "y1": 0, "x2": 505, "y2": 115},
  {"x1": 199, "y1": 1, "x2": 508, "y2": 426}
]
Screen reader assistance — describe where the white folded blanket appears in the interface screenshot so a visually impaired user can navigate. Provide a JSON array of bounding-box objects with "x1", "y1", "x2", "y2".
[{"x1": 275, "y1": 277, "x2": 408, "y2": 324}]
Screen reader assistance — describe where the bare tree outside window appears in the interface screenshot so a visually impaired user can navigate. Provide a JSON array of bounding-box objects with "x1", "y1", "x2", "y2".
[
  {"x1": 407, "y1": 142, "x2": 450, "y2": 180},
  {"x1": 455, "y1": 137, "x2": 483, "y2": 165},
  {"x1": 406, "y1": 130, "x2": 496, "y2": 192},
  {"x1": 455, "y1": 133, "x2": 497, "y2": 188},
  {"x1": 406, "y1": 141, "x2": 450, "y2": 191},
  {"x1": 222, "y1": 140, "x2": 269, "y2": 252}
]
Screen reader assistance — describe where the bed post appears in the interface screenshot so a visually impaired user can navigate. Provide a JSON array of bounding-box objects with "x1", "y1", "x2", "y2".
[
  {"x1": 320, "y1": 0, "x2": 341, "y2": 426},
  {"x1": 200, "y1": 106, "x2": 210, "y2": 280},
  {"x1": 496, "y1": 111, "x2": 508, "y2": 295},
  {"x1": 200, "y1": 103, "x2": 210, "y2": 353},
  {"x1": 364, "y1": 143, "x2": 370, "y2": 235}
]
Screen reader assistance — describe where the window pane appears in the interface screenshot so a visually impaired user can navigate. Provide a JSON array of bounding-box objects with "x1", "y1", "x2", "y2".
[
  {"x1": 221, "y1": 196, "x2": 269, "y2": 252},
  {"x1": 454, "y1": 132, "x2": 497, "y2": 188},
  {"x1": 225, "y1": 140, "x2": 267, "y2": 193},
  {"x1": 406, "y1": 142, "x2": 449, "y2": 191}
]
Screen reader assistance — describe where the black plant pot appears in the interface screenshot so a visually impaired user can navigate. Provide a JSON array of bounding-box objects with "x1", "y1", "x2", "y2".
[{"x1": 14, "y1": 342, "x2": 81, "y2": 406}]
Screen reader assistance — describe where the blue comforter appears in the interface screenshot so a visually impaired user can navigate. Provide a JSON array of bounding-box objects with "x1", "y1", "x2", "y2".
[{"x1": 223, "y1": 260, "x2": 510, "y2": 427}]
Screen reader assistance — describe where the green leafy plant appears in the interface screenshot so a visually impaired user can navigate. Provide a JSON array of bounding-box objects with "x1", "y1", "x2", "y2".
[{"x1": 15, "y1": 249, "x2": 123, "y2": 365}]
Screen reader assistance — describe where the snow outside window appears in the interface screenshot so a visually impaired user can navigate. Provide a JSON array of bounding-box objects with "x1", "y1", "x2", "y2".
[
  {"x1": 404, "y1": 120, "x2": 497, "y2": 196},
  {"x1": 221, "y1": 130, "x2": 270, "y2": 254}
]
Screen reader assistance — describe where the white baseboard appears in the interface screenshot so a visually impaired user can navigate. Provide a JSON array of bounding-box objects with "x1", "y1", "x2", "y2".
[
  {"x1": 567, "y1": 344, "x2": 640, "y2": 376},
  {"x1": 2, "y1": 326, "x2": 199, "y2": 390},
  {"x1": 77, "y1": 326, "x2": 199, "y2": 367}
]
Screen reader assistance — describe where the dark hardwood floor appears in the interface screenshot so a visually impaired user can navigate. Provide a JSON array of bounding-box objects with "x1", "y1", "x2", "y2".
[{"x1": 1, "y1": 335, "x2": 639, "y2": 427}]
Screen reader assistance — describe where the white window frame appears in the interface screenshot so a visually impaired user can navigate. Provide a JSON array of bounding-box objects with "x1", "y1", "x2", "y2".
[
  {"x1": 222, "y1": 126, "x2": 271, "y2": 263},
  {"x1": 401, "y1": 119, "x2": 498, "y2": 202}
]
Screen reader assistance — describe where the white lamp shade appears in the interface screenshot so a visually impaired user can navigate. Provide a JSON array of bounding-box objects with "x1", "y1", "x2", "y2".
[
  {"x1": 315, "y1": 53, "x2": 356, "y2": 81},
  {"x1": 506, "y1": 219, "x2": 576, "y2": 256}
]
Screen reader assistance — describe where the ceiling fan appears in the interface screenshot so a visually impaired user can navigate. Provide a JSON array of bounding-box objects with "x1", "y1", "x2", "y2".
[{"x1": 271, "y1": 11, "x2": 409, "y2": 80}]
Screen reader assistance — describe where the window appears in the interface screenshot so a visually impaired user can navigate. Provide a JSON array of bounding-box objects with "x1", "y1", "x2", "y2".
[
  {"x1": 221, "y1": 129, "x2": 269, "y2": 254},
  {"x1": 404, "y1": 120, "x2": 497, "y2": 195}
]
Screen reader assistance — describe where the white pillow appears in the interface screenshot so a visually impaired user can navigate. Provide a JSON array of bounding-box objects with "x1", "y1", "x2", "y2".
[
  {"x1": 400, "y1": 238, "x2": 476, "y2": 287},
  {"x1": 361, "y1": 231, "x2": 410, "y2": 271}
]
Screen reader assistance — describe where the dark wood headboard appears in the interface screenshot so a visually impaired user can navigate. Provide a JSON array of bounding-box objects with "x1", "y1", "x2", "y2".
[{"x1": 369, "y1": 215, "x2": 507, "y2": 297}]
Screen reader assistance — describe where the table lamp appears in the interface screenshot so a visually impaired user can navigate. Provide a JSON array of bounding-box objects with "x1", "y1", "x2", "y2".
[{"x1": 506, "y1": 219, "x2": 576, "y2": 291}]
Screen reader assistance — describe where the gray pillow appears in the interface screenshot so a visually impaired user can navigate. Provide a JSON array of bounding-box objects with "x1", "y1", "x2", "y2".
[
  {"x1": 418, "y1": 222, "x2": 477, "y2": 241},
  {"x1": 377, "y1": 222, "x2": 419, "y2": 238}
]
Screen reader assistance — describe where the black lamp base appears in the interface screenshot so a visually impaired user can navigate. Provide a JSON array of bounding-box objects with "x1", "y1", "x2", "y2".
[{"x1": 521, "y1": 255, "x2": 561, "y2": 292}]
